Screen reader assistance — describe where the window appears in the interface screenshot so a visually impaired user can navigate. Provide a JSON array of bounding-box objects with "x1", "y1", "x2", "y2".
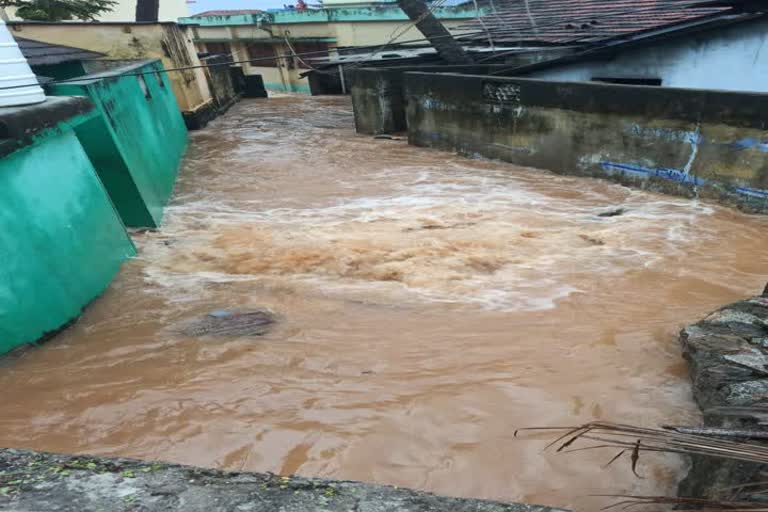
[
  {"x1": 291, "y1": 42, "x2": 328, "y2": 69},
  {"x1": 205, "y1": 42, "x2": 233, "y2": 63},
  {"x1": 138, "y1": 75, "x2": 151, "y2": 99},
  {"x1": 155, "y1": 70, "x2": 165, "y2": 88},
  {"x1": 247, "y1": 43, "x2": 279, "y2": 68},
  {"x1": 591, "y1": 77, "x2": 662, "y2": 86}
]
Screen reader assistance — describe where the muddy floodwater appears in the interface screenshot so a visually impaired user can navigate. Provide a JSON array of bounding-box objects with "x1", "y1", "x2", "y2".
[{"x1": 4, "y1": 96, "x2": 768, "y2": 511}]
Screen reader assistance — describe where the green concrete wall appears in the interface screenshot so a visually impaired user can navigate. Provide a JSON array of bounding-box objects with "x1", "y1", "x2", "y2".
[
  {"x1": 0, "y1": 127, "x2": 136, "y2": 356},
  {"x1": 49, "y1": 60, "x2": 188, "y2": 228},
  {"x1": 404, "y1": 73, "x2": 768, "y2": 213}
]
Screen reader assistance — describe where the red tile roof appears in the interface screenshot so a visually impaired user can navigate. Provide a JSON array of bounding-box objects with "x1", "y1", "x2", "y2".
[{"x1": 458, "y1": 0, "x2": 730, "y2": 45}]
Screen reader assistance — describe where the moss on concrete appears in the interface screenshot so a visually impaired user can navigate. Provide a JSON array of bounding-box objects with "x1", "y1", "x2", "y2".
[{"x1": 0, "y1": 449, "x2": 569, "y2": 512}]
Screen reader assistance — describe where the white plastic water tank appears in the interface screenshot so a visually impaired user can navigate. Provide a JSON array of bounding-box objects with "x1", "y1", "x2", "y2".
[{"x1": 0, "y1": 18, "x2": 45, "y2": 107}]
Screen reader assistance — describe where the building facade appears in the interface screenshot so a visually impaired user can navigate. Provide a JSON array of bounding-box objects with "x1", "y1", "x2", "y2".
[
  {"x1": 519, "y1": 15, "x2": 768, "y2": 93},
  {"x1": 180, "y1": 6, "x2": 483, "y2": 94}
]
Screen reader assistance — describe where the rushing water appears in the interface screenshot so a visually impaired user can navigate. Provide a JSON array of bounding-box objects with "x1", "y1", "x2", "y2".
[{"x1": 3, "y1": 96, "x2": 768, "y2": 511}]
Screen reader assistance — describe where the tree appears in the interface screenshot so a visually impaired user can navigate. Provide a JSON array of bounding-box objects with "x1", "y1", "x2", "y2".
[{"x1": 0, "y1": 0, "x2": 117, "y2": 21}]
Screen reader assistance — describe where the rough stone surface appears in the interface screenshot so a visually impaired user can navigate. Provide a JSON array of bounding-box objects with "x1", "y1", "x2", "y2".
[
  {"x1": 678, "y1": 292, "x2": 768, "y2": 499},
  {"x1": 177, "y1": 309, "x2": 277, "y2": 337},
  {"x1": 0, "y1": 449, "x2": 569, "y2": 512}
]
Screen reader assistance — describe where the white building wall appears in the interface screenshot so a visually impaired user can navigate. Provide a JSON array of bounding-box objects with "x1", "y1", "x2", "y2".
[
  {"x1": 528, "y1": 17, "x2": 768, "y2": 93},
  {"x1": 2, "y1": 0, "x2": 188, "y2": 22}
]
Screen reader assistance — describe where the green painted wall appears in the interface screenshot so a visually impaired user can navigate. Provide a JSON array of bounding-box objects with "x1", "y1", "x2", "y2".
[
  {"x1": 264, "y1": 81, "x2": 312, "y2": 94},
  {"x1": 178, "y1": 6, "x2": 480, "y2": 26},
  {"x1": 0, "y1": 128, "x2": 136, "y2": 356},
  {"x1": 49, "y1": 60, "x2": 188, "y2": 228}
]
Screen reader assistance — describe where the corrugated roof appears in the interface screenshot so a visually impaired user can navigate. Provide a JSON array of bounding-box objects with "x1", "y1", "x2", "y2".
[
  {"x1": 458, "y1": 0, "x2": 730, "y2": 45},
  {"x1": 192, "y1": 9, "x2": 265, "y2": 17},
  {"x1": 16, "y1": 37, "x2": 104, "y2": 66}
]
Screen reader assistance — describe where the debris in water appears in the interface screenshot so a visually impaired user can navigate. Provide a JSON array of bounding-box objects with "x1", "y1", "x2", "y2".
[
  {"x1": 178, "y1": 309, "x2": 277, "y2": 337},
  {"x1": 597, "y1": 208, "x2": 626, "y2": 218},
  {"x1": 373, "y1": 134, "x2": 393, "y2": 140},
  {"x1": 579, "y1": 234, "x2": 605, "y2": 246}
]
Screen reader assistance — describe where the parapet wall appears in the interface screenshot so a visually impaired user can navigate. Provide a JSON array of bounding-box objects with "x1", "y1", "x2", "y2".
[
  {"x1": 404, "y1": 72, "x2": 768, "y2": 212},
  {"x1": 350, "y1": 56, "x2": 567, "y2": 135}
]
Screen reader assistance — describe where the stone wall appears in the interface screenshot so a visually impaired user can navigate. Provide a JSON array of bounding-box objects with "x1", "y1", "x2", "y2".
[
  {"x1": 403, "y1": 72, "x2": 768, "y2": 213},
  {"x1": 678, "y1": 289, "x2": 768, "y2": 498}
]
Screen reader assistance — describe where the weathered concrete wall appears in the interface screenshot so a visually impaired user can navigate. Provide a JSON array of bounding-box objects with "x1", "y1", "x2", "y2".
[
  {"x1": 404, "y1": 73, "x2": 768, "y2": 212},
  {"x1": 6, "y1": 22, "x2": 213, "y2": 121},
  {"x1": 196, "y1": 54, "x2": 240, "y2": 128},
  {"x1": 0, "y1": 98, "x2": 136, "y2": 356},
  {"x1": 49, "y1": 60, "x2": 188, "y2": 228},
  {"x1": 678, "y1": 289, "x2": 768, "y2": 499},
  {"x1": 526, "y1": 17, "x2": 768, "y2": 93},
  {"x1": 0, "y1": 449, "x2": 569, "y2": 512},
  {"x1": 350, "y1": 54, "x2": 570, "y2": 135},
  {"x1": 351, "y1": 65, "x2": 510, "y2": 135}
]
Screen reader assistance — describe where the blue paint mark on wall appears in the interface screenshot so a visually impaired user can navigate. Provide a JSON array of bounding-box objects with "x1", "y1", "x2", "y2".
[
  {"x1": 600, "y1": 161, "x2": 768, "y2": 200},
  {"x1": 629, "y1": 125, "x2": 702, "y2": 144},
  {"x1": 600, "y1": 161, "x2": 706, "y2": 186},
  {"x1": 736, "y1": 186, "x2": 768, "y2": 198}
]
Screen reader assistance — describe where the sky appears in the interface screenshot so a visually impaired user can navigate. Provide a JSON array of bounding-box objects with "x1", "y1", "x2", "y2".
[{"x1": 188, "y1": 0, "x2": 287, "y2": 15}]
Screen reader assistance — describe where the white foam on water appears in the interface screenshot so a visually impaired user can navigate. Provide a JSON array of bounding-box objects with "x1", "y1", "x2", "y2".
[{"x1": 138, "y1": 163, "x2": 721, "y2": 312}]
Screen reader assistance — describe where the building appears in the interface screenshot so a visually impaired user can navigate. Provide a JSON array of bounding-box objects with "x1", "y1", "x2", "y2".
[
  {"x1": 179, "y1": 5, "x2": 485, "y2": 94},
  {"x1": 506, "y1": 8, "x2": 768, "y2": 93},
  {"x1": 1, "y1": 0, "x2": 188, "y2": 22},
  {"x1": 5, "y1": 21, "x2": 218, "y2": 127},
  {"x1": 453, "y1": 0, "x2": 768, "y2": 93}
]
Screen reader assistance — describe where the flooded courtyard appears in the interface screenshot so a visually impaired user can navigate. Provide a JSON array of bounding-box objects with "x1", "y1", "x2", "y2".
[{"x1": 3, "y1": 96, "x2": 768, "y2": 510}]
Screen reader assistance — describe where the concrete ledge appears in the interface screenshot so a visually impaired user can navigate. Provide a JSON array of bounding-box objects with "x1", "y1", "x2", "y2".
[
  {"x1": 0, "y1": 449, "x2": 569, "y2": 512},
  {"x1": 0, "y1": 96, "x2": 94, "y2": 158},
  {"x1": 678, "y1": 290, "x2": 768, "y2": 499}
]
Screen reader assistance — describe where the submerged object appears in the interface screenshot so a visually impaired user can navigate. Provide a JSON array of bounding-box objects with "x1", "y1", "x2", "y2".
[{"x1": 178, "y1": 309, "x2": 277, "y2": 337}]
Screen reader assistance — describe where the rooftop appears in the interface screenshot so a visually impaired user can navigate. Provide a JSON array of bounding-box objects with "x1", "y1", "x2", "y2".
[
  {"x1": 458, "y1": 0, "x2": 730, "y2": 45},
  {"x1": 16, "y1": 37, "x2": 104, "y2": 67}
]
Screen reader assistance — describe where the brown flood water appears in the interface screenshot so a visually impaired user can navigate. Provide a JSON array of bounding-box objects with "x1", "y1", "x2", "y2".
[{"x1": 3, "y1": 96, "x2": 768, "y2": 511}]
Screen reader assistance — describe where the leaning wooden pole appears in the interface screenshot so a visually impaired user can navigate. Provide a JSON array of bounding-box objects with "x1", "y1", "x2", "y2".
[{"x1": 396, "y1": 0, "x2": 474, "y2": 64}]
